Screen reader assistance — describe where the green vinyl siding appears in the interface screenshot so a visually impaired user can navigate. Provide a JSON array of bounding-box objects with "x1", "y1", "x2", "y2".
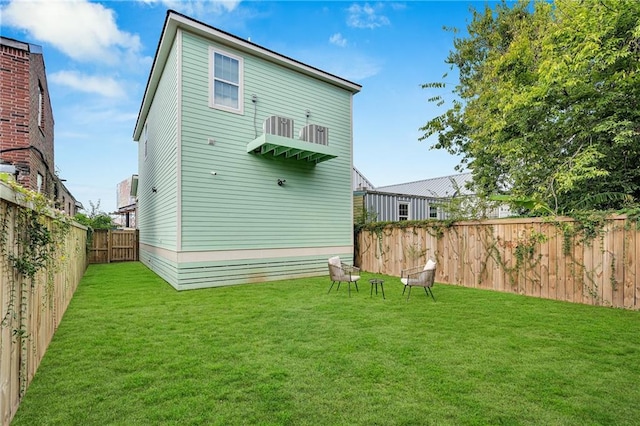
[
  {"x1": 139, "y1": 250, "x2": 352, "y2": 291},
  {"x1": 175, "y1": 252, "x2": 352, "y2": 290},
  {"x1": 179, "y1": 31, "x2": 354, "y2": 251},
  {"x1": 137, "y1": 40, "x2": 179, "y2": 251},
  {"x1": 139, "y1": 248, "x2": 179, "y2": 288}
]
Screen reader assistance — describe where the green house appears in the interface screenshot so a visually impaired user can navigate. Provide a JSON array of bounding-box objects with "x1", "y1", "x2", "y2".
[{"x1": 132, "y1": 11, "x2": 361, "y2": 290}]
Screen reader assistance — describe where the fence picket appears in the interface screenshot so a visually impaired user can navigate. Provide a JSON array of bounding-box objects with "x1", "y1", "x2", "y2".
[
  {"x1": 1, "y1": 190, "x2": 87, "y2": 424},
  {"x1": 356, "y1": 216, "x2": 639, "y2": 310}
]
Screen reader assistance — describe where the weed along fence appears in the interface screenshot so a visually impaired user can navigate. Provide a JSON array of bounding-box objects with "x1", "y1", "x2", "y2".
[
  {"x1": 88, "y1": 229, "x2": 139, "y2": 263},
  {"x1": 0, "y1": 182, "x2": 88, "y2": 425},
  {"x1": 356, "y1": 216, "x2": 640, "y2": 310}
]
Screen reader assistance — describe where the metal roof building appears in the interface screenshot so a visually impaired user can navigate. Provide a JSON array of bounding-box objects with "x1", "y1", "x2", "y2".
[
  {"x1": 354, "y1": 170, "x2": 511, "y2": 222},
  {"x1": 375, "y1": 173, "x2": 474, "y2": 198}
]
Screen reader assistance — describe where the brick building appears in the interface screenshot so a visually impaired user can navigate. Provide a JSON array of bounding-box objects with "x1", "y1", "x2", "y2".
[{"x1": 0, "y1": 36, "x2": 78, "y2": 215}]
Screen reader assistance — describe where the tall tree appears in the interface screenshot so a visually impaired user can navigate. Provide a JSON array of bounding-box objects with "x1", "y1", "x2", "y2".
[{"x1": 421, "y1": 0, "x2": 640, "y2": 214}]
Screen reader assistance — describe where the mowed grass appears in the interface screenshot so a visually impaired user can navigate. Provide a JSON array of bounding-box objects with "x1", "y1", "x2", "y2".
[{"x1": 12, "y1": 262, "x2": 640, "y2": 425}]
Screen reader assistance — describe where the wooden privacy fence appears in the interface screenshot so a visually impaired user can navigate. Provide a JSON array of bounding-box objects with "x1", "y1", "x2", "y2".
[
  {"x1": 0, "y1": 183, "x2": 87, "y2": 425},
  {"x1": 88, "y1": 229, "x2": 139, "y2": 263},
  {"x1": 356, "y1": 216, "x2": 640, "y2": 310}
]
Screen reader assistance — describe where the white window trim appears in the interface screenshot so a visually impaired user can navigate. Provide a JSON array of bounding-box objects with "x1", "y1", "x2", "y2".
[
  {"x1": 209, "y1": 47, "x2": 244, "y2": 115},
  {"x1": 398, "y1": 201, "x2": 410, "y2": 221},
  {"x1": 429, "y1": 205, "x2": 438, "y2": 219}
]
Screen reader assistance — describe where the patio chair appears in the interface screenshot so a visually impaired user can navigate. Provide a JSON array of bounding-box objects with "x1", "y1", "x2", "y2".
[
  {"x1": 327, "y1": 256, "x2": 360, "y2": 297},
  {"x1": 401, "y1": 259, "x2": 436, "y2": 301}
]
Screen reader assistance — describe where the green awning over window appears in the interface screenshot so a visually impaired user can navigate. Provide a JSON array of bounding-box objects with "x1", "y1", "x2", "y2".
[{"x1": 247, "y1": 133, "x2": 338, "y2": 164}]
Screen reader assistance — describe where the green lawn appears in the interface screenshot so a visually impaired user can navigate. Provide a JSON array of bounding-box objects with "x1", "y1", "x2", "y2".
[{"x1": 12, "y1": 262, "x2": 640, "y2": 425}]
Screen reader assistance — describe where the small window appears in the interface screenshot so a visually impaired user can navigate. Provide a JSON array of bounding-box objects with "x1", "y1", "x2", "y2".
[
  {"x1": 38, "y1": 83, "x2": 43, "y2": 128},
  {"x1": 37, "y1": 173, "x2": 43, "y2": 193},
  {"x1": 398, "y1": 202, "x2": 409, "y2": 221},
  {"x1": 429, "y1": 205, "x2": 438, "y2": 219},
  {"x1": 210, "y1": 48, "x2": 243, "y2": 114}
]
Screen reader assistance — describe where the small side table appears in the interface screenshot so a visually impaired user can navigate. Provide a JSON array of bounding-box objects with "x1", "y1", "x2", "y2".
[{"x1": 369, "y1": 278, "x2": 385, "y2": 299}]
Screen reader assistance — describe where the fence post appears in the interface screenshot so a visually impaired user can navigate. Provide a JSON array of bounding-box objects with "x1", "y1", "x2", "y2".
[
  {"x1": 107, "y1": 230, "x2": 112, "y2": 263},
  {"x1": 135, "y1": 230, "x2": 139, "y2": 261}
]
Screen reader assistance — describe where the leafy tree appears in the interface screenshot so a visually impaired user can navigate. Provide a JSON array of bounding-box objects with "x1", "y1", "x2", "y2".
[
  {"x1": 74, "y1": 200, "x2": 114, "y2": 230},
  {"x1": 421, "y1": 0, "x2": 640, "y2": 214}
]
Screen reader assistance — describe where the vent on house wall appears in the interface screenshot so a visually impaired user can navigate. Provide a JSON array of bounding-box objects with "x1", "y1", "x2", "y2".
[
  {"x1": 263, "y1": 115, "x2": 294, "y2": 138},
  {"x1": 299, "y1": 124, "x2": 328, "y2": 145}
]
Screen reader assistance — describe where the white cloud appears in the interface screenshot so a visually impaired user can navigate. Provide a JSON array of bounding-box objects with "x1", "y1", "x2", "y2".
[
  {"x1": 2, "y1": 0, "x2": 143, "y2": 65},
  {"x1": 50, "y1": 71, "x2": 127, "y2": 99},
  {"x1": 347, "y1": 3, "x2": 390, "y2": 29},
  {"x1": 329, "y1": 33, "x2": 347, "y2": 47},
  {"x1": 136, "y1": 0, "x2": 240, "y2": 16}
]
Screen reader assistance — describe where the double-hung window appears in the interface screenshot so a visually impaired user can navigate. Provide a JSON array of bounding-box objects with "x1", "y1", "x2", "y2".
[
  {"x1": 398, "y1": 202, "x2": 409, "y2": 221},
  {"x1": 210, "y1": 48, "x2": 243, "y2": 114}
]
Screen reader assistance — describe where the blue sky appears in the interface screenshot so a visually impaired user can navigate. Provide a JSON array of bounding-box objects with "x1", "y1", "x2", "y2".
[{"x1": 1, "y1": 0, "x2": 487, "y2": 214}]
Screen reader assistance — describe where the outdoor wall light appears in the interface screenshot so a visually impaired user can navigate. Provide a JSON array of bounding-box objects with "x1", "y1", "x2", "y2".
[
  {"x1": 152, "y1": 186, "x2": 157, "y2": 193},
  {"x1": 277, "y1": 179, "x2": 286, "y2": 186}
]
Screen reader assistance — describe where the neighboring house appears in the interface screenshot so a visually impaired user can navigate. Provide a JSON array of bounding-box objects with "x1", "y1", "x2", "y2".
[
  {"x1": 132, "y1": 11, "x2": 361, "y2": 290},
  {"x1": 0, "y1": 36, "x2": 78, "y2": 215},
  {"x1": 354, "y1": 172, "x2": 512, "y2": 222},
  {"x1": 114, "y1": 174, "x2": 138, "y2": 229}
]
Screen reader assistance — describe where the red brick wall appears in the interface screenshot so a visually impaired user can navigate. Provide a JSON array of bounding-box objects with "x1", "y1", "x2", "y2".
[
  {"x1": 0, "y1": 43, "x2": 30, "y2": 181},
  {"x1": 0, "y1": 42, "x2": 56, "y2": 197}
]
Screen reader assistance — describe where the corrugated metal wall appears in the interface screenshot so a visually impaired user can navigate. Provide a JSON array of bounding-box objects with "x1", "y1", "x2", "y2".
[
  {"x1": 360, "y1": 191, "x2": 510, "y2": 221},
  {"x1": 363, "y1": 192, "x2": 441, "y2": 221}
]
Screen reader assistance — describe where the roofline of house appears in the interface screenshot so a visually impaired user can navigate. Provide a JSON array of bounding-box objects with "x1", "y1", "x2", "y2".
[
  {"x1": 374, "y1": 172, "x2": 473, "y2": 191},
  {"x1": 0, "y1": 36, "x2": 43, "y2": 54},
  {"x1": 354, "y1": 188, "x2": 442, "y2": 201},
  {"x1": 56, "y1": 177, "x2": 77, "y2": 203},
  {"x1": 133, "y1": 10, "x2": 362, "y2": 141}
]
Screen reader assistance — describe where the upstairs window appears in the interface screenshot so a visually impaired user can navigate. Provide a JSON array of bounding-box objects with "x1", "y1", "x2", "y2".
[{"x1": 210, "y1": 48, "x2": 243, "y2": 114}]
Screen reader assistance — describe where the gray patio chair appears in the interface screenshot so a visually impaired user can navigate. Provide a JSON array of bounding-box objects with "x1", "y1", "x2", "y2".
[
  {"x1": 401, "y1": 259, "x2": 436, "y2": 301},
  {"x1": 327, "y1": 256, "x2": 360, "y2": 297}
]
